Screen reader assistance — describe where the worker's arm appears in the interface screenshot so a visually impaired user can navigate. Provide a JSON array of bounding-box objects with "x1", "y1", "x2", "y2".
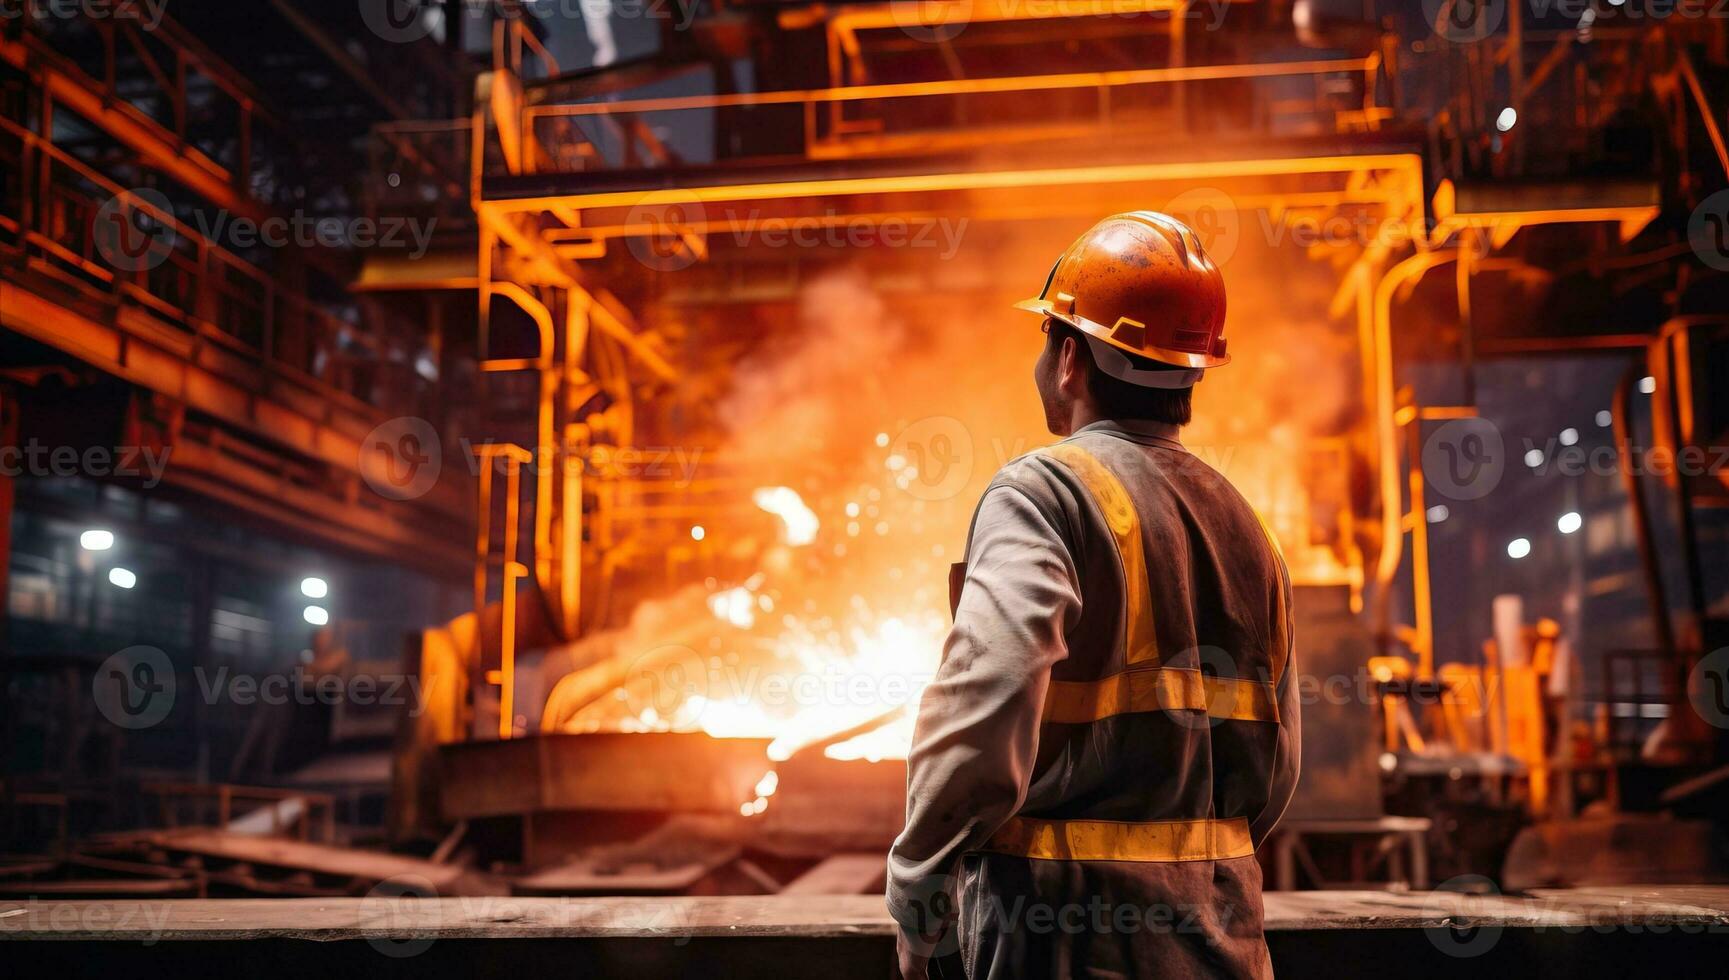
[
  {"x1": 886, "y1": 481, "x2": 1079, "y2": 943},
  {"x1": 1249, "y1": 558, "x2": 1301, "y2": 846}
]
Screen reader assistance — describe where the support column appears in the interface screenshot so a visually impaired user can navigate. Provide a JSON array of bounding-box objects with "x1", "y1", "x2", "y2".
[{"x1": 0, "y1": 386, "x2": 16, "y2": 848}]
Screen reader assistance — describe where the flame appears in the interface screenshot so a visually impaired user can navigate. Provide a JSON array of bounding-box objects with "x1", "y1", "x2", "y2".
[
  {"x1": 753, "y1": 486, "x2": 820, "y2": 546},
  {"x1": 740, "y1": 768, "x2": 780, "y2": 817},
  {"x1": 824, "y1": 709, "x2": 916, "y2": 762},
  {"x1": 707, "y1": 586, "x2": 758, "y2": 630},
  {"x1": 565, "y1": 572, "x2": 945, "y2": 765}
]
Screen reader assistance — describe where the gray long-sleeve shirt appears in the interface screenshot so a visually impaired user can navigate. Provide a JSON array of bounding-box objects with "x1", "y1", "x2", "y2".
[{"x1": 886, "y1": 458, "x2": 1081, "y2": 932}]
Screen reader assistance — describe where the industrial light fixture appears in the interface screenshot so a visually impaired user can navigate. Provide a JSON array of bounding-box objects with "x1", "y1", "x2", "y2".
[
  {"x1": 80, "y1": 529, "x2": 115, "y2": 552},
  {"x1": 108, "y1": 567, "x2": 137, "y2": 589},
  {"x1": 300, "y1": 576, "x2": 329, "y2": 599},
  {"x1": 1639, "y1": 376, "x2": 1656, "y2": 394},
  {"x1": 1426, "y1": 504, "x2": 1450, "y2": 524},
  {"x1": 1495, "y1": 107, "x2": 1518, "y2": 132},
  {"x1": 1596, "y1": 410, "x2": 1613, "y2": 428},
  {"x1": 1507, "y1": 537, "x2": 1532, "y2": 559},
  {"x1": 690, "y1": 525, "x2": 706, "y2": 541},
  {"x1": 1524, "y1": 448, "x2": 1545, "y2": 468},
  {"x1": 1557, "y1": 512, "x2": 1583, "y2": 534},
  {"x1": 303, "y1": 605, "x2": 330, "y2": 626},
  {"x1": 1559, "y1": 427, "x2": 1579, "y2": 446}
]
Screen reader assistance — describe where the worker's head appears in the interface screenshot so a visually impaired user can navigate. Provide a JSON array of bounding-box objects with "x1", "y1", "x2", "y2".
[
  {"x1": 1034, "y1": 319, "x2": 1194, "y2": 435},
  {"x1": 1016, "y1": 210, "x2": 1229, "y2": 435}
]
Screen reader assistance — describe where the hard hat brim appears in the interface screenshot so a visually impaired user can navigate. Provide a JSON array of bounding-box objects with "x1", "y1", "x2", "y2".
[{"x1": 1014, "y1": 298, "x2": 1231, "y2": 370}]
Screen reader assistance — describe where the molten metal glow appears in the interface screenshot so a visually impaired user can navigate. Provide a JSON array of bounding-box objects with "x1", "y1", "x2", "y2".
[
  {"x1": 753, "y1": 486, "x2": 820, "y2": 545},
  {"x1": 824, "y1": 709, "x2": 917, "y2": 762},
  {"x1": 549, "y1": 240, "x2": 1368, "y2": 782}
]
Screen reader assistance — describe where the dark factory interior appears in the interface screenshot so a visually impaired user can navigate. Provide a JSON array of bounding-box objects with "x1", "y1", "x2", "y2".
[{"x1": 2, "y1": 0, "x2": 1729, "y2": 975}]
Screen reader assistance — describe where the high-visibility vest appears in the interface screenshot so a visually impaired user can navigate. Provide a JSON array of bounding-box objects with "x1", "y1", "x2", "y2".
[{"x1": 952, "y1": 431, "x2": 1299, "y2": 865}]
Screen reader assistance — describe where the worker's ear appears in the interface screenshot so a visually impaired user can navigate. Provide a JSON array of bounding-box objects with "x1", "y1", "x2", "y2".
[{"x1": 1058, "y1": 335, "x2": 1087, "y2": 396}]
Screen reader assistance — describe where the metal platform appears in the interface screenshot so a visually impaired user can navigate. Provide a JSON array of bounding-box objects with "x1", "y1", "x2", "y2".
[{"x1": 4, "y1": 887, "x2": 1727, "y2": 978}]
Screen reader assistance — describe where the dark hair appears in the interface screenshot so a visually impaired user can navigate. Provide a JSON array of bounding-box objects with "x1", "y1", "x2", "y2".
[{"x1": 1048, "y1": 321, "x2": 1194, "y2": 426}]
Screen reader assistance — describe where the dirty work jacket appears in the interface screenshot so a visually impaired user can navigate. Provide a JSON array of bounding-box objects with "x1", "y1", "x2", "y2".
[{"x1": 887, "y1": 418, "x2": 1301, "y2": 979}]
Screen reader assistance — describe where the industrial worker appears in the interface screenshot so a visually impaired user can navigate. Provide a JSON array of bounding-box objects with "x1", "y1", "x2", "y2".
[{"x1": 888, "y1": 212, "x2": 1300, "y2": 979}]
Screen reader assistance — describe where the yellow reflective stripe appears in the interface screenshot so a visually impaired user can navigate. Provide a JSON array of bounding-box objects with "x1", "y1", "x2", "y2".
[
  {"x1": 1205, "y1": 674, "x2": 1279, "y2": 722},
  {"x1": 1039, "y1": 443, "x2": 1159, "y2": 666},
  {"x1": 984, "y1": 816, "x2": 1254, "y2": 863},
  {"x1": 1252, "y1": 509, "x2": 1287, "y2": 565},
  {"x1": 1043, "y1": 668, "x2": 1278, "y2": 724},
  {"x1": 1044, "y1": 667, "x2": 1198, "y2": 722}
]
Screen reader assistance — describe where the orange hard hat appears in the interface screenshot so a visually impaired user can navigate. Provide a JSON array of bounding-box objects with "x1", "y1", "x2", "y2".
[{"x1": 1015, "y1": 211, "x2": 1229, "y2": 387}]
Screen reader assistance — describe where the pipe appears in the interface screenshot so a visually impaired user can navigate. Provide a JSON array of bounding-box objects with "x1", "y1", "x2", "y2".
[
  {"x1": 1371, "y1": 250, "x2": 1458, "y2": 657},
  {"x1": 1614, "y1": 367, "x2": 1676, "y2": 659}
]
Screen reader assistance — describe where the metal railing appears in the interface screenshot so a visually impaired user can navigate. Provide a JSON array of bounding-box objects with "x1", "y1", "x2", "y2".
[
  {"x1": 2, "y1": 0, "x2": 281, "y2": 210},
  {"x1": 503, "y1": 54, "x2": 1388, "y2": 175},
  {"x1": 0, "y1": 116, "x2": 426, "y2": 419},
  {"x1": 143, "y1": 782, "x2": 337, "y2": 843}
]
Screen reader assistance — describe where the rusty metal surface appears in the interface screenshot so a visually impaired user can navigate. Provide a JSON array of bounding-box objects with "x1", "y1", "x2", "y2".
[
  {"x1": 131, "y1": 829, "x2": 505, "y2": 897},
  {"x1": 759, "y1": 754, "x2": 906, "y2": 854},
  {"x1": 437, "y1": 733, "x2": 774, "y2": 819}
]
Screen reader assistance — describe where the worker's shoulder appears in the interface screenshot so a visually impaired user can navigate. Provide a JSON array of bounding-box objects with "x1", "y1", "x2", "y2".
[
  {"x1": 985, "y1": 431, "x2": 1149, "y2": 492},
  {"x1": 984, "y1": 443, "x2": 1076, "y2": 496}
]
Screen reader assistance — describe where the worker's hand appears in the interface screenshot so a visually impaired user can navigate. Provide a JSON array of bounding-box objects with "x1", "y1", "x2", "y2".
[
  {"x1": 895, "y1": 929, "x2": 933, "y2": 980},
  {"x1": 889, "y1": 874, "x2": 957, "y2": 979}
]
